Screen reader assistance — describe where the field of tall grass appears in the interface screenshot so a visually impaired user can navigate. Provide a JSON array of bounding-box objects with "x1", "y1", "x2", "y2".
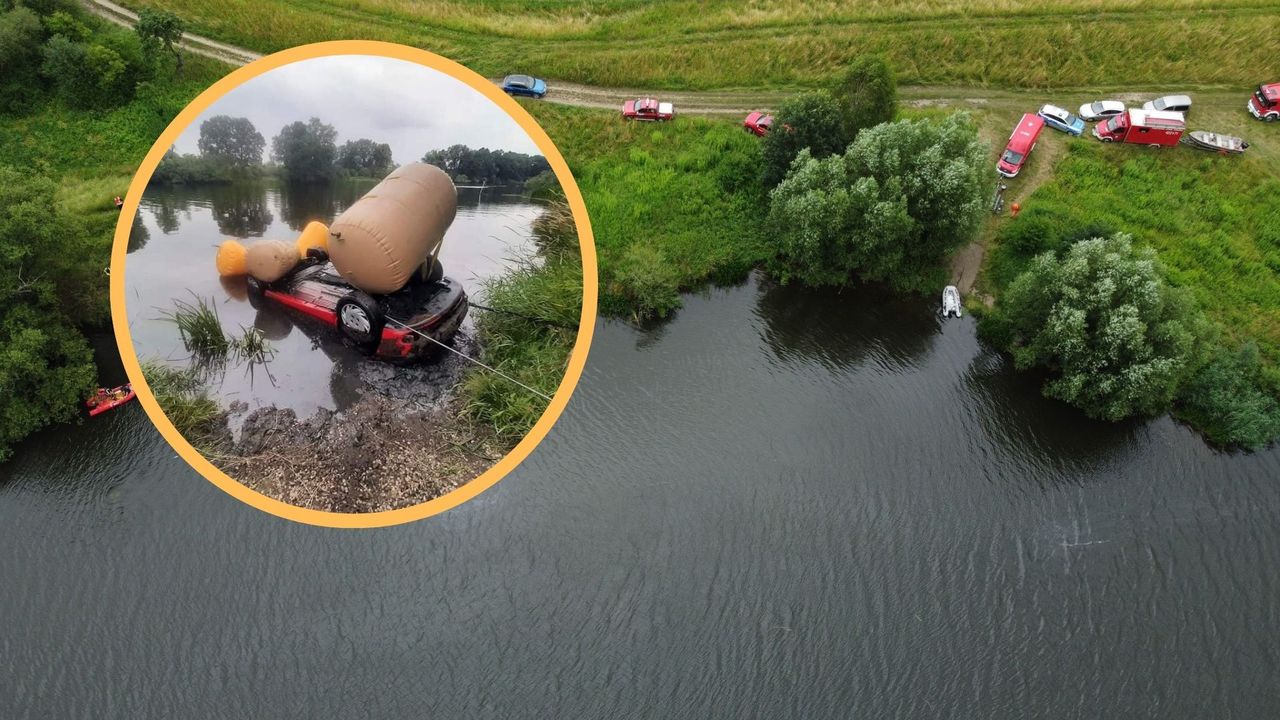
[
  {"x1": 528, "y1": 103, "x2": 766, "y2": 318},
  {"x1": 119, "y1": 0, "x2": 1278, "y2": 89},
  {"x1": 986, "y1": 141, "x2": 1280, "y2": 387}
]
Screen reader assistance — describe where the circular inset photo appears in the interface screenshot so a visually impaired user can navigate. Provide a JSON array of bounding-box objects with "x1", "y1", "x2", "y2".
[{"x1": 113, "y1": 42, "x2": 595, "y2": 526}]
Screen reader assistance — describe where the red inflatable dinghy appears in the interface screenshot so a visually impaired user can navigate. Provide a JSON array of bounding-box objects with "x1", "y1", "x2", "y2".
[{"x1": 86, "y1": 384, "x2": 135, "y2": 416}]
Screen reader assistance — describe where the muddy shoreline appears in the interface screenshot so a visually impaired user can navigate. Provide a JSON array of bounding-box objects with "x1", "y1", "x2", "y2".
[{"x1": 209, "y1": 333, "x2": 505, "y2": 513}]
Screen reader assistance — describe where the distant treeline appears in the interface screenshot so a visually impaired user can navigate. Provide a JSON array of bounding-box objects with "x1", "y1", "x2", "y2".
[
  {"x1": 150, "y1": 115, "x2": 395, "y2": 186},
  {"x1": 421, "y1": 145, "x2": 550, "y2": 185}
]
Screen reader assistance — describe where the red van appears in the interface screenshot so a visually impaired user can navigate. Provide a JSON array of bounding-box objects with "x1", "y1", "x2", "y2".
[
  {"x1": 997, "y1": 114, "x2": 1044, "y2": 178},
  {"x1": 1248, "y1": 82, "x2": 1280, "y2": 121}
]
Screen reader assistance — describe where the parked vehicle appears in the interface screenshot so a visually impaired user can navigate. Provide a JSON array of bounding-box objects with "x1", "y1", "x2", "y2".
[
  {"x1": 1248, "y1": 82, "x2": 1280, "y2": 121},
  {"x1": 622, "y1": 98, "x2": 675, "y2": 121},
  {"x1": 1184, "y1": 131, "x2": 1249, "y2": 155},
  {"x1": 997, "y1": 113, "x2": 1045, "y2": 178},
  {"x1": 1092, "y1": 109, "x2": 1185, "y2": 146},
  {"x1": 1077, "y1": 100, "x2": 1126, "y2": 122},
  {"x1": 1141, "y1": 94, "x2": 1192, "y2": 114},
  {"x1": 501, "y1": 74, "x2": 547, "y2": 98},
  {"x1": 743, "y1": 111, "x2": 773, "y2": 136},
  {"x1": 1037, "y1": 104, "x2": 1086, "y2": 135}
]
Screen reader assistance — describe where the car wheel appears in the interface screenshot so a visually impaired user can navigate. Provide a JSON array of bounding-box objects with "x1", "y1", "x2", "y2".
[
  {"x1": 1149, "y1": 143, "x2": 1162, "y2": 149},
  {"x1": 1267, "y1": 114, "x2": 1278, "y2": 122},
  {"x1": 246, "y1": 276, "x2": 265, "y2": 310},
  {"x1": 336, "y1": 291, "x2": 385, "y2": 352},
  {"x1": 1101, "y1": 137, "x2": 1113, "y2": 143}
]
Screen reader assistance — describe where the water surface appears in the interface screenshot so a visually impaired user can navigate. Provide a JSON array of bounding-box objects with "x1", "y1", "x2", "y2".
[
  {"x1": 2, "y1": 274, "x2": 1278, "y2": 718},
  {"x1": 125, "y1": 181, "x2": 540, "y2": 418}
]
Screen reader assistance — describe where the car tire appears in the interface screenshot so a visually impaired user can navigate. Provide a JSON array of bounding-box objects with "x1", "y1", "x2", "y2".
[
  {"x1": 1101, "y1": 137, "x2": 1113, "y2": 143},
  {"x1": 336, "y1": 291, "x2": 385, "y2": 352},
  {"x1": 246, "y1": 276, "x2": 265, "y2": 310},
  {"x1": 1267, "y1": 114, "x2": 1278, "y2": 123}
]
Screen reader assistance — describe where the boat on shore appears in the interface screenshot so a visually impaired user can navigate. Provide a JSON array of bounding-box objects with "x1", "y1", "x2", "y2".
[
  {"x1": 1184, "y1": 131, "x2": 1249, "y2": 155},
  {"x1": 942, "y1": 285, "x2": 962, "y2": 318},
  {"x1": 86, "y1": 384, "x2": 135, "y2": 416}
]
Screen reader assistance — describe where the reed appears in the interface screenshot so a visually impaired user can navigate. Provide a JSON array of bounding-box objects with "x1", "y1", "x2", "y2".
[{"x1": 160, "y1": 294, "x2": 230, "y2": 358}]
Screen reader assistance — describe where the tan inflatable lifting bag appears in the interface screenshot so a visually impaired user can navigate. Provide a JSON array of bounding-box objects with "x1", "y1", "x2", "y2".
[
  {"x1": 244, "y1": 240, "x2": 301, "y2": 282},
  {"x1": 326, "y1": 163, "x2": 457, "y2": 295}
]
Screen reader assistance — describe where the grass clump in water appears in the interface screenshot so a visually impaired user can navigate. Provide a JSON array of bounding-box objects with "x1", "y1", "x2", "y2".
[
  {"x1": 161, "y1": 294, "x2": 229, "y2": 358},
  {"x1": 140, "y1": 360, "x2": 226, "y2": 451}
]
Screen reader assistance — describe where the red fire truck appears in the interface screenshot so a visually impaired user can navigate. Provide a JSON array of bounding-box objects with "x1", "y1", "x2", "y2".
[
  {"x1": 1248, "y1": 82, "x2": 1280, "y2": 121},
  {"x1": 1092, "y1": 109, "x2": 1185, "y2": 147}
]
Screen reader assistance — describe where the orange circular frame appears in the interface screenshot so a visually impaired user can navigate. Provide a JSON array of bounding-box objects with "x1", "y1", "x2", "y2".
[{"x1": 111, "y1": 41, "x2": 597, "y2": 528}]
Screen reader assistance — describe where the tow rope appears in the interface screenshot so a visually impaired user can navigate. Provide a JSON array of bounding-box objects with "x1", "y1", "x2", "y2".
[
  {"x1": 383, "y1": 315, "x2": 553, "y2": 402},
  {"x1": 468, "y1": 302, "x2": 577, "y2": 330}
]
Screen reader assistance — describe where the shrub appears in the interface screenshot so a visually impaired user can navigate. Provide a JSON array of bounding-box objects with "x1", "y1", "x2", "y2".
[
  {"x1": 612, "y1": 243, "x2": 682, "y2": 320},
  {"x1": 1178, "y1": 343, "x2": 1280, "y2": 449},
  {"x1": 0, "y1": 7, "x2": 44, "y2": 111},
  {"x1": 996, "y1": 233, "x2": 1204, "y2": 421},
  {"x1": 761, "y1": 90, "x2": 846, "y2": 188},
  {"x1": 831, "y1": 55, "x2": 897, "y2": 140},
  {"x1": 766, "y1": 113, "x2": 988, "y2": 288}
]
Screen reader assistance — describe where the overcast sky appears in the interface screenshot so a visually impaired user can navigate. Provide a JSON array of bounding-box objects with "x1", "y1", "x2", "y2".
[{"x1": 173, "y1": 55, "x2": 541, "y2": 162}]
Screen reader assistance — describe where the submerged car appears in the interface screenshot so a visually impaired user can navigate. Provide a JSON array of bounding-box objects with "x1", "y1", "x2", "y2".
[
  {"x1": 247, "y1": 250, "x2": 468, "y2": 362},
  {"x1": 1077, "y1": 100, "x2": 1126, "y2": 122},
  {"x1": 501, "y1": 74, "x2": 547, "y2": 98},
  {"x1": 1037, "y1": 104, "x2": 1086, "y2": 135},
  {"x1": 622, "y1": 97, "x2": 674, "y2": 121},
  {"x1": 1142, "y1": 94, "x2": 1192, "y2": 114},
  {"x1": 743, "y1": 111, "x2": 773, "y2": 136}
]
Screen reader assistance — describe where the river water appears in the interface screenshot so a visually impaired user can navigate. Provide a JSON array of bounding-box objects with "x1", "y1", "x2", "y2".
[
  {"x1": 2, "y1": 274, "x2": 1278, "y2": 717},
  {"x1": 125, "y1": 181, "x2": 539, "y2": 419}
]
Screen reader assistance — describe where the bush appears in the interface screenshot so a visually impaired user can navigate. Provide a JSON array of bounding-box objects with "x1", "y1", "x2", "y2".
[
  {"x1": 40, "y1": 34, "x2": 139, "y2": 109},
  {"x1": 0, "y1": 7, "x2": 44, "y2": 111},
  {"x1": 831, "y1": 55, "x2": 897, "y2": 140},
  {"x1": 1178, "y1": 343, "x2": 1280, "y2": 449},
  {"x1": 612, "y1": 243, "x2": 681, "y2": 320},
  {"x1": 0, "y1": 166, "x2": 102, "y2": 460},
  {"x1": 995, "y1": 233, "x2": 1204, "y2": 421},
  {"x1": 761, "y1": 90, "x2": 846, "y2": 188},
  {"x1": 766, "y1": 113, "x2": 988, "y2": 288}
]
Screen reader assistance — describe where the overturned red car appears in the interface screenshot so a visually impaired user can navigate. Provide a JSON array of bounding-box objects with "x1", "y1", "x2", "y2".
[
  {"x1": 622, "y1": 97, "x2": 674, "y2": 121},
  {"x1": 247, "y1": 252, "x2": 468, "y2": 362}
]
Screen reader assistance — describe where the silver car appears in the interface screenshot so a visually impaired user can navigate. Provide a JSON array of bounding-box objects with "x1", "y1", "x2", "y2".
[
  {"x1": 1077, "y1": 100, "x2": 1125, "y2": 122},
  {"x1": 1142, "y1": 94, "x2": 1192, "y2": 114}
]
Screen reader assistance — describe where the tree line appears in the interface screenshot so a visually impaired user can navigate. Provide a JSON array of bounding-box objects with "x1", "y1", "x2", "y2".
[
  {"x1": 151, "y1": 115, "x2": 396, "y2": 185},
  {"x1": 420, "y1": 145, "x2": 550, "y2": 185}
]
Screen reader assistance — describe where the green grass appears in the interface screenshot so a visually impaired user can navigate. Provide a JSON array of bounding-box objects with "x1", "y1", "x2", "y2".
[
  {"x1": 160, "y1": 294, "x2": 230, "y2": 357},
  {"x1": 461, "y1": 201, "x2": 583, "y2": 439},
  {"x1": 985, "y1": 140, "x2": 1280, "y2": 387},
  {"x1": 528, "y1": 103, "x2": 767, "y2": 318},
  {"x1": 120, "y1": 0, "x2": 1279, "y2": 90},
  {"x1": 139, "y1": 359, "x2": 226, "y2": 449}
]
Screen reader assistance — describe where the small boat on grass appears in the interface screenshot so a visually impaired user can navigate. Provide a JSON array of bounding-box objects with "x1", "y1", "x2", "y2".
[
  {"x1": 86, "y1": 384, "x2": 135, "y2": 416},
  {"x1": 1184, "y1": 131, "x2": 1249, "y2": 155},
  {"x1": 942, "y1": 285, "x2": 962, "y2": 318}
]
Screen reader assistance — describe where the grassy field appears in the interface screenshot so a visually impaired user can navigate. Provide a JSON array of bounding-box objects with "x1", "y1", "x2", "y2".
[
  {"x1": 527, "y1": 102, "x2": 767, "y2": 318},
  {"x1": 117, "y1": 0, "x2": 1280, "y2": 90},
  {"x1": 985, "y1": 140, "x2": 1280, "y2": 387}
]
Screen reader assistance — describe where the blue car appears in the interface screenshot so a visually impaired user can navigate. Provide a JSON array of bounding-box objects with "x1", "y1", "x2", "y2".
[
  {"x1": 1037, "y1": 104, "x2": 1086, "y2": 136},
  {"x1": 501, "y1": 74, "x2": 547, "y2": 99}
]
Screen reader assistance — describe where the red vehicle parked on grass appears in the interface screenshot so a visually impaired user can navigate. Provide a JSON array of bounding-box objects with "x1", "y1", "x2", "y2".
[
  {"x1": 622, "y1": 98, "x2": 674, "y2": 121},
  {"x1": 743, "y1": 111, "x2": 773, "y2": 136},
  {"x1": 1092, "y1": 108, "x2": 1185, "y2": 147},
  {"x1": 1248, "y1": 82, "x2": 1280, "y2": 121},
  {"x1": 997, "y1": 113, "x2": 1044, "y2": 178}
]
